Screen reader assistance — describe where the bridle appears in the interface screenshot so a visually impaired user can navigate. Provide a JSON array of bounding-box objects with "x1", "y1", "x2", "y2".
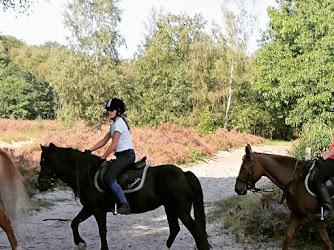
[
  {"x1": 37, "y1": 160, "x2": 57, "y2": 189},
  {"x1": 236, "y1": 160, "x2": 259, "y2": 192}
]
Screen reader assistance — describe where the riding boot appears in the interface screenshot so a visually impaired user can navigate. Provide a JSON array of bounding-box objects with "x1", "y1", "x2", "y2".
[
  {"x1": 315, "y1": 186, "x2": 334, "y2": 219},
  {"x1": 118, "y1": 203, "x2": 131, "y2": 215}
]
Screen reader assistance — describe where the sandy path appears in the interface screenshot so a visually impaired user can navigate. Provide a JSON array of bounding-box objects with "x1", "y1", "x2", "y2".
[{"x1": 0, "y1": 144, "x2": 291, "y2": 250}]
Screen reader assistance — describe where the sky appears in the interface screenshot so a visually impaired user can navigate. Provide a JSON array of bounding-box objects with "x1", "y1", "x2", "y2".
[{"x1": 0, "y1": 0, "x2": 277, "y2": 59}]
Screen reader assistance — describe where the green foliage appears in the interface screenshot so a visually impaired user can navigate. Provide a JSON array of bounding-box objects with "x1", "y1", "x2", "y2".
[
  {"x1": 254, "y1": 0, "x2": 334, "y2": 138},
  {"x1": 195, "y1": 109, "x2": 217, "y2": 134},
  {"x1": 291, "y1": 120, "x2": 333, "y2": 159},
  {"x1": 64, "y1": 0, "x2": 124, "y2": 60},
  {"x1": 0, "y1": 57, "x2": 55, "y2": 119},
  {"x1": 228, "y1": 80, "x2": 275, "y2": 138}
]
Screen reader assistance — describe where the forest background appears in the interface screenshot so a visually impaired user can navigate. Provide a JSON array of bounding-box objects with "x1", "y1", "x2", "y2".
[{"x1": 1, "y1": 0, "x2": 334, "y2": 185}]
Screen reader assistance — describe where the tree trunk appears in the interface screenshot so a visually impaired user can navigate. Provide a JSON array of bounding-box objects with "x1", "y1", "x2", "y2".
[{"x1": 224, "y1": 59, "x2": 235, "y2": 128}]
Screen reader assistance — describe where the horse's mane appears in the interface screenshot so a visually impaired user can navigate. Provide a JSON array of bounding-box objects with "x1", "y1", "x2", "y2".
[
  {"x1": 65, "y1": 147, "x2": 101, "y2": 169},
  {"x1": 258, "y1": 152, "x2": 298, "y2": 162},
  {"x1": 52, "y1": 146, "x2": 101, "y2": 198},
  {"x1": 0, "y1": 149, "x2": 28, "y2": 221},
  {"x1": 256, "y1": 151, "x2": 312, "y2": 175}
]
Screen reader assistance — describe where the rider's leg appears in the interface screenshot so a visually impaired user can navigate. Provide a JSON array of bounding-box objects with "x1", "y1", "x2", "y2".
[
  {"x1": 109, "y1": 181, "x2": 130, "y2": 214},
  {"x1": 314, "y1": 159, "x2": 334, "y2": 218},
  {"x1": 103, "y1": 150, "x2": 135, "y2": 215}
]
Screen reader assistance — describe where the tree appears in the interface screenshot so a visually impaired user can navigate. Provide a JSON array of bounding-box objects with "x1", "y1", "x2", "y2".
[
  {"x1": 63, "y1": 0, "x2": 124, "y2": 60},
  {"x1": 52, "y1": 0, "x2": 125, "y2": 126},
  {"x1": 131, "y1": 10, "x2": 214, "y2": 127},
  {"x1": 1, "y1": 0, "x2": 34, "y2": 12},
  {"x1": 254, "y1": 0, "x2": 334, "y2": 138},
  {"x1": 0, "y1": 61, "x2": 55, "y2": 119},
  {"x1": 211, "y1": 1, "x2": 255, "y2": 129},
  {"x1": 0, "y1": 36, "x2": 55, "y2": 119}
]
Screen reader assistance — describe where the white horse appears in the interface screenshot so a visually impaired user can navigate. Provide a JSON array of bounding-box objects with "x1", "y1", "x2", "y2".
[{"x1": 0, "y1": 148, "x2": 27, "y2": 250}]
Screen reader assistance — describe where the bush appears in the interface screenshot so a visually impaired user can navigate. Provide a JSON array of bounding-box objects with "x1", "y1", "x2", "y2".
[
  {"x1": 291, "y1": 120, "x2": 333, "y2": 159},
  {"x1": 195, "y1": 109, "x2": 217, "y2": 134}
]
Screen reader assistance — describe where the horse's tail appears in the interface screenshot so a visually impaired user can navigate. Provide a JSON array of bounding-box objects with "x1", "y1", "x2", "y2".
[
  {"x1": 0, "y1": 149, "x2": 28, "y2": 221},
  {"x1": 184, "y1": 171, "x2": 207, "y2": 236}
]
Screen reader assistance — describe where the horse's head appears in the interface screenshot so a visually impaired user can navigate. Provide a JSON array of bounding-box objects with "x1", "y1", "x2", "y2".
[
  {"x1": 235, "y1": 144, "x2": 261, "y2": 195},
  {"x1": 36, "y1": 143, "x2": 58, "y2": 191}
]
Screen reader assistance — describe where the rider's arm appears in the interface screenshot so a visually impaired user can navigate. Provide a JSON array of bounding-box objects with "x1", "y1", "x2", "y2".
[
  {"x1": 90, "y1": 132, "x2": 111, "y2": 152},
  {"x1": 100, "y1": 131, "x2": 120, "y2": 160},
  {"x1": 322, "y1": 147, "x2": 334, "y2": 160}
]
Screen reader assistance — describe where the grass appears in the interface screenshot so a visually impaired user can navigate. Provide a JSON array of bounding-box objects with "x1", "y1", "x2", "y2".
[{"x1": 255, "y1": 139, "x2": 294, "y2": 147}]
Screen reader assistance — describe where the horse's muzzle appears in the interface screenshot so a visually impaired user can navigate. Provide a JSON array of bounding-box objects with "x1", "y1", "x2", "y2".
[
  {"x1": 235, "y1": 185, "x2": 247, "y2": 195},
  {"x1": 36, "y1": 181, "x2": 50, "y2": 191}
]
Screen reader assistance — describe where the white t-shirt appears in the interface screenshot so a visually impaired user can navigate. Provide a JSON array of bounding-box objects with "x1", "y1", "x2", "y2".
[{"x1": 109, "y1": 118, "x2": 134, "y2": 152}]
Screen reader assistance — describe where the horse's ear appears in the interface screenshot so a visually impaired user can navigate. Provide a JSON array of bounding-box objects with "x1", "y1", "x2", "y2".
[
  {"x1": 245, "y1": 144, "x2": 253, "y2": 160},
  {"x1": 49, "y1": 143, "x2": 56, "y2": 151}
]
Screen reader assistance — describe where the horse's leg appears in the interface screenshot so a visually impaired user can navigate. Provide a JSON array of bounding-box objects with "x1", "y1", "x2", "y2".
[
  {"x1": 307, "y1": 215, "x2": 333, "y2": 250},
  {"x1": 71, "y1": 207, "x2": 92, "y2": 249},
  {"x1": 282, "y1": 212, "x2": 304, "y2": 250},
  {"x1": 93, "y1": 209, "x2": 108, "y2": 250},
  {"x1": 164, "y1": 207, "x2": 180, "y2": 249},
  {"x1": 178, "y1": 213, "x2": 210, "y2": 250},
  {"x1": 0, "y1": 208, "x2": 18, "y2": 250}
]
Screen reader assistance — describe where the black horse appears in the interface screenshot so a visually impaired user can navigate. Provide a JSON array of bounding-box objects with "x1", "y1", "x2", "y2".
[{"x1": 36, "y1": 143, "x2": 210, "y2": 250}]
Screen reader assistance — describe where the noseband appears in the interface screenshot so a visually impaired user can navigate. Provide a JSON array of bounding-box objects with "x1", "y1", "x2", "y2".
[{"x1": 36, "y1": 177, "x2": 56, "y2": 190}]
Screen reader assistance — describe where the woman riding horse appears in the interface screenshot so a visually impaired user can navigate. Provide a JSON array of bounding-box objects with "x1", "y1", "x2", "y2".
[
  {"x1": 313, "y1": 104, "x2": 334, "y2": 219},
  {"x1": 89, "y1": 98, "x2": 135, "y2": 215}
]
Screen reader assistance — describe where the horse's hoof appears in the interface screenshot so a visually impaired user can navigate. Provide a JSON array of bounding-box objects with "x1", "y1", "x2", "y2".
[
  {"x1": 162, "y1": 247, "x2": 170, "y2": 250},
  {"x1": 15, "y1": 246, "x2": 22, "y2": 250},
  {"x1": 76, "y1": 242, "x2": 86, "y2": 250}
]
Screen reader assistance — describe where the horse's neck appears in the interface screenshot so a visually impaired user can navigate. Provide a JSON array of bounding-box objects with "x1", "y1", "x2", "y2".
[
  {"x1": 256, "y1": 153, "x2": 296, "y2": 187},
  {"x1": 65, "y1": 150, "x2": 97, "y2": 191}
]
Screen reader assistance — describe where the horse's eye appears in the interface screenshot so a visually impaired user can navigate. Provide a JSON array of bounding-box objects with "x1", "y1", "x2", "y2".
[{"x1": 241, "y1": 166, "x2": 246, "y2": 170}]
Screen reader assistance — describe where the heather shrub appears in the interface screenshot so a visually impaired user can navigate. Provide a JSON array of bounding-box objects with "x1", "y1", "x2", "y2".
[{"x1": 1, "y1": 119, "x2": 264, "y2": 193}]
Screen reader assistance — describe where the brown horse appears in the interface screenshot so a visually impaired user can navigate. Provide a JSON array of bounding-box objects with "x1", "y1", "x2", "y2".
[
  {"x1": 235, "y1": 144, "x2": 333, "y2": 250},
  {"x1": 0, "y1": 149, "x2": 27, "y2": 250}
]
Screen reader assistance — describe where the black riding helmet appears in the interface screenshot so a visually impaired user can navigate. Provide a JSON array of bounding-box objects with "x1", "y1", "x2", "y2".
[{"x1": 105, "y1": 98, "x2": 125, "y2": 115}]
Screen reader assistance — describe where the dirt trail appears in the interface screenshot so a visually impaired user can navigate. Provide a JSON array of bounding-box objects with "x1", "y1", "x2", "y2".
[{"x1": 0, "y1": 144, "x2": 291, "y2": 250}]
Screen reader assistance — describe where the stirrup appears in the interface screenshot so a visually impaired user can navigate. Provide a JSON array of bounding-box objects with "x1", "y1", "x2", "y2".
[{"x1": 316, "y1": 206, "x2": 334, "y2": 220}]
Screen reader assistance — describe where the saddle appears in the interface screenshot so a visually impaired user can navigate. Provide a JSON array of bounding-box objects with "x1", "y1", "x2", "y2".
[
  {"x1": 305, "y1": 160, "x2": 334, "y2": 198},
  {"x1": 94, "y1": 156, "x2": 149, "y2": 194}
]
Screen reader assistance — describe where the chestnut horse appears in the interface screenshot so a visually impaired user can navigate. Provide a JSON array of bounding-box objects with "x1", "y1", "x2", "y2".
[
  {"x1": 0, "y1": 149, "x2": 27, "y2": 250},
  {"x1": 235, "y1": 144, "x2": 333, "y2": 250}
]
